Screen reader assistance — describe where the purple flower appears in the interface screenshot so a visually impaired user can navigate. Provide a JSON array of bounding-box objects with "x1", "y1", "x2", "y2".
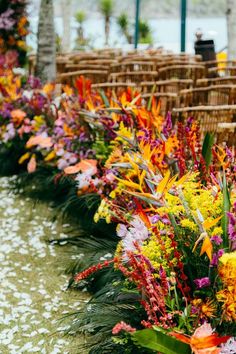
[
  {"x1": 210, "y1": 235, "x2": 223, "y2": 245},
  {"x1": 0, "y1": 9, "x2": 15, "y2": 30},
  {"x1": 227, "y1": 204, "x2": 236, "y2": 250},
  {"x1": 211, "y1": 253, "x2": 218, "y2": 267},
  {"x1": 194, "y1": 277, "x2": 211, "y2": 289},
  {"x1": 211, "y1": 248, "x2": 225, "y2": 266},
  {"x1": 151, "y1": 214, "x2": 160, "y2": 224}
]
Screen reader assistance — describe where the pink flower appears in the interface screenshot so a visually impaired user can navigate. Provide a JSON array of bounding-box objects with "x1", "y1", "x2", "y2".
[
  {"x1": 194, "y1": 277, "x2": 211, "y2": 289},
  {"x1": 112, "y1": 321, "x2": 136, "y2": 335}
]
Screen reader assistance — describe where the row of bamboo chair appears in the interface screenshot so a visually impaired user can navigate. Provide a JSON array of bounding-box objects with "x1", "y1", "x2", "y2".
[{"x1": 27, "y1": 49, "x2": 236, "y2": 145}]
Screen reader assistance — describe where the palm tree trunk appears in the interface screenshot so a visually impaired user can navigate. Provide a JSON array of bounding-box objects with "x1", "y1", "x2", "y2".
[
  {"x1": 227, "y1": 0, "x2": 236, "y2": 59},
  {"x1": 105, "y1": 16, "x2": 110, "y2": 46},
  {"x1": 36, "y1": 0, "x2": 56, "y2": 83},
  {"x1": 61, "y1": 0, "x2": 71, "y2": 53}
]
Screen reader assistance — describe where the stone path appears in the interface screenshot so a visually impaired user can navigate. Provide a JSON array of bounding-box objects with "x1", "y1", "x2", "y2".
[{"x1": 0, "y1": 177, "x2": 88, "y2": 354}]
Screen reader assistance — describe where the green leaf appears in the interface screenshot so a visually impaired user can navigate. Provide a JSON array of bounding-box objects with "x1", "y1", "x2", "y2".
[
  {"x1": 132, "y1": 329, "x2": 191, "y2": 354},
  {"x1": 202, "y1": 132, "x2": 214, "y2": 168},
  {"x1": 221, "y1": 172, "x2": 231, "y2": 248},
  {"x1": 99, "y1": 89, "x2": 110, "y2": 108}
]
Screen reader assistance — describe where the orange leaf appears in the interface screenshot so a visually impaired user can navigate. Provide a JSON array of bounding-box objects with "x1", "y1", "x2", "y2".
[
  {"x1": 202, "y1": 216, "x2": 222, "y2": 230},
  {"x1": 169, "y1": 332, "x2": 190, "y2": 345},
  {"x1": 200, "y1": 235, "x2": 213, "y2": 261},
  {"x1": 191, "y1": 334, "x2": 230, "y2": 350}
]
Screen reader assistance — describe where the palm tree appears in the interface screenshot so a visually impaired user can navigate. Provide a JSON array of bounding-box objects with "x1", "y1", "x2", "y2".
[
  {"x1": 99, "y1": 0, "x2": 114, "y2": 46},
  {"x1": 117, "y1": 13, "x2": 133, "y2": 44},
  {"x1": 75, "y1": 11, "x2": 86, "y2": 47},
  {"x1": 35, "y1": 0, "x2": 56, "y2": 83},
  {"x1": 139, "y1": 20, "x2": 153, "y2": 44},
  {"x1": 227, "y1": 0, "x2": 236, "y2": 59}
]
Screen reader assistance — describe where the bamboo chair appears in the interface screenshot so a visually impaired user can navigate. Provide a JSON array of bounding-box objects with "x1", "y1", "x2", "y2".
[
  {"x1": 173, "y1": 105, "x2": 236, "y2": 138},
  {"x1": 109, "y1": 71, "x2": 158, "y2": 83},
  {"x1": 158, "y1": 65, "x2": 205, "y2": 82},
  {"x1": 57, "y1": 70, "x2": 108, "y2": 85},
  {"x1": 91, "y1": 82, "x2": 136, "y2": 95},
  {"x1": 65, "y1": 64, "x2": 111, "y2": 72},
  {"x1": 139, "y1": 79, "x2": 193, "y2": 94},
  {"x1": 216, "y1": 122, "x2": 236, "y2": 147},
  {"x1": 205, "y1": 60, "x2": 236, "y2": 69},
  {"x1": 78, "y1": 59, "x2": 117, "y2": 66},
  {"x1": 197, "y1": 76, "x2": 236, "y2": 87},
  {"x1": 72, "y1": 55, "x2": 112, "y2": 63},
  {"x1": 207, "y1": 65, "x2": 236, "y2": 78},
  {"x1": 110, "y1": 61, "x2": 156, "y2": 73},
  {"x1": 179, "y1": 85, "x2": 236, "y2": 107},
  {"x1": 157, "y1": 60, "x2": 204, "y2": 69}
]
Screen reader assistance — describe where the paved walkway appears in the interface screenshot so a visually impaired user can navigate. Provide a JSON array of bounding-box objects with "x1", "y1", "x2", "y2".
[{"x1": 0, "y1": 177, "x2": 87, "y2": 354}]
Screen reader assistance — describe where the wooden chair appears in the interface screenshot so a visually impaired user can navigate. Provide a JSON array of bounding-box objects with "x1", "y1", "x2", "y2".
[
  {"x1": 207, "y1": 65, "x2": 236, "y2": 78},
  {"x1": 110, "y1": 61, "x2": 156, "y2": 73},
  {"x1": 179, "y1": 85, "x2": 236, "y2": 107},
  {"x1": 65, "y1": 64, "x2": 110, "y2": 72},
  {"x1": 173, "y1": 105, "x2": 236, "y2": 138},
  {"x1": 57, "y1": 70, "x2": 108, "y2": 85},
  {"x1": 139, "y1": 79, "x2": 193, "y2": 94},
  {"x1": 158, "y1": 65, "x2": 205, "y2": 82},
  {"x1": 216, "y1": 122, "x2": 236, "y2": 147},
  {"x1": 78, "y1": 59, "x2": 117, "y2": 66},
  {"x1": 197, "y1": 76, "x2": 236, "y2": 87},
  {"x1": 109, "y1": 71, "x2": 158, "y2": 83},
  {"x1": 91, "y1": 82, "x2": 136, "y2": 95}
]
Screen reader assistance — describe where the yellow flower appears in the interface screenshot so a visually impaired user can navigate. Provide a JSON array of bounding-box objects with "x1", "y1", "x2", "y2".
[
  {"x1": 180, "y1": 219, "x2": 198, "y2": 232},
  {"x1": 218, "y1": 252, "x2": 236, "y2": 285},
  {"x1": 216, "y1": 252, "x2": 236, "y2": 321},
  {"x1": 201, "y1": 299, "x2": 217, "y2": 318},
  {"x1": 192, "y1": 298, "x2": 216, "y2": 318}
]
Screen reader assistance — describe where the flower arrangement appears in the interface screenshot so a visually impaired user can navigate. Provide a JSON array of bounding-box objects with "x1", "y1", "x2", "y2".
[
  {"x1": 0, "y1": 67, "x2": 235, "y2": 353},
  {"x1": 0, "y1": 0, "x2": 28, "y2": 68}
]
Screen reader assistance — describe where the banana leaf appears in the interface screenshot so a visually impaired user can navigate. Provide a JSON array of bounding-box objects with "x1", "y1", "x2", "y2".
[
  {"x1": 221, "y1": 172, "x2": 231, "y2": 248},
  {"x1": 202, "y1": 132, "x2": 214, "y2": 168},
  {"x1": 132, "y1": 328, "x2": 191, "y2": 354}
]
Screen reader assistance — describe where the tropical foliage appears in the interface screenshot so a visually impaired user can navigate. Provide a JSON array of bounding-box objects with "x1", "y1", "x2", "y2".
[{"x1": 0, "y1": 63, "x2": 236, "y2": 353}]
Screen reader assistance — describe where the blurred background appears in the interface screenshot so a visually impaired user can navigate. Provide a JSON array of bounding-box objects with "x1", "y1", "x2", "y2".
[{"x1": 27, "y1": 0, "x2": 227, "y2": 53}]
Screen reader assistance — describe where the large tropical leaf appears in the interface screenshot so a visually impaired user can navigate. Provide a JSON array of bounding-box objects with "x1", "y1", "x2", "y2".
[
  {"x1": 221, "y1": 172, "x2": 231, "y2": 248},
  {"x1": 202, "y1": 132, "x2": 214, "y2": 168},
  {"x1": 132, "y1": 328, "x2": 191, "y2": 354}
]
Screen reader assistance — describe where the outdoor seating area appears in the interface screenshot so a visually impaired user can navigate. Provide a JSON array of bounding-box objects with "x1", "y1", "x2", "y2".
[{"x1": 29, "y1": 49, "x2": 236, "y2": 143}]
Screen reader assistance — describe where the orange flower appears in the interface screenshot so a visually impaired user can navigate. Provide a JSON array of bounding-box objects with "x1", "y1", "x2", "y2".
[
  {"x1": 170, "y1": 323, "x2": 230, "y2": 354},
  {"x1": 26, "y1": 135, "x2": 53, "y2": 149},
  {"x1": 27, "y1": 154, "x2": 37, "y2": 173},
  {"x1": 11, "y1": 109, "x2": 26, "y2": 125},
  {"x1": 64, "y1": 159, "x2": 97, "y2": 175}
]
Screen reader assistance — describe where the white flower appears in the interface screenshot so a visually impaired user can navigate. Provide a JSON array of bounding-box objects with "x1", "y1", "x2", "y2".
[
  {"x1": 220, "y1": 337, "x2": 236, "y2": 353},
  {"x1": 117, "y1": 216, "x2": 149, "y2": 254}
]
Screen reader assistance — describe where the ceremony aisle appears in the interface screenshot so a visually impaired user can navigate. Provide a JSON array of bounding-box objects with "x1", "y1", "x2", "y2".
[{"x1": 0, "y1": 176, "x2": 88, "y2": 354}]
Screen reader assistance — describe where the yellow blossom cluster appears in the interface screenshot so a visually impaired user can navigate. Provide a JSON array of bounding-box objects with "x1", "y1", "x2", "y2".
[
  {"x1": 216, "y1": 252, "x2": 236, "y2": 322},
  {"x1": 141, "y1": 232, "x2": 178, "y2": 274},
  {"x1": 94, "y1": 199, "x2": 111, "y2": 224}
]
